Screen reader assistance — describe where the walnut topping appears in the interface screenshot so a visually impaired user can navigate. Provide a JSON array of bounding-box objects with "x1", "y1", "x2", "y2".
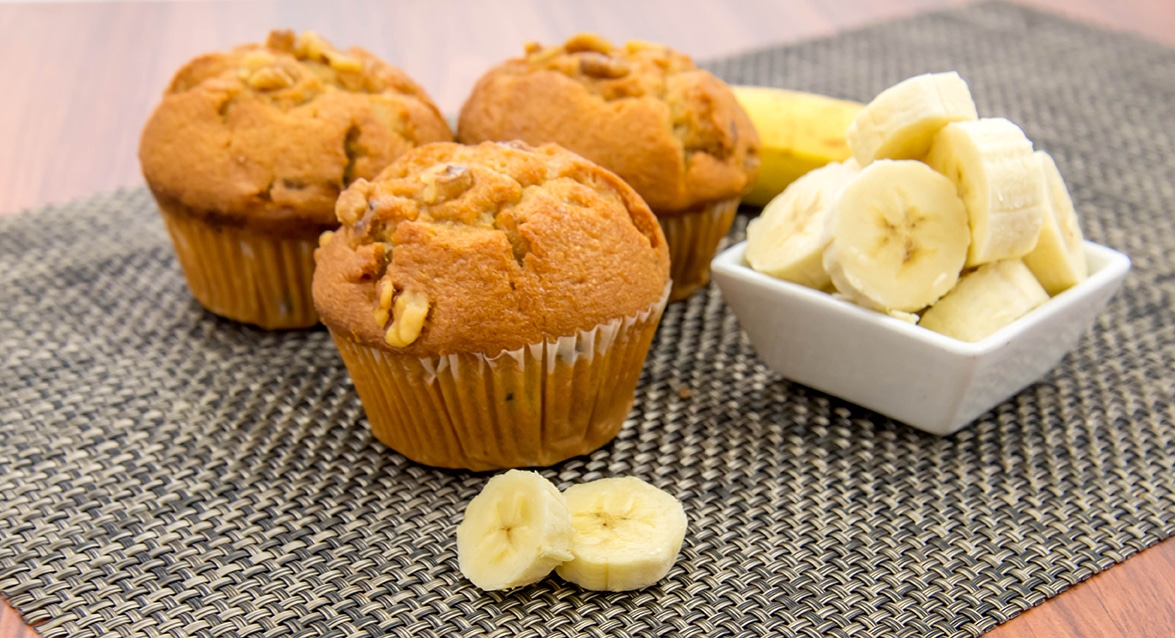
[
  {"x1": 294, "y1": 31, "x2": 331, "y2": 61},
  {"x1": 420, "y1": 164, "x2": 473, "y2": 204},
  {"x1": 336, "y1": 179, "x2": 370, "y2": 225},
  {"x1": 579, "y1": 52, "x2": 630, "y2": 79},
  {"x1": 384, "y1": 290, "x2": 430, "y2": 347},
  {"x1": 325, "y1": 50, "x2": 363, "y2": 73},
  {"x1": 284, "y1": 30, "x2": 364, "y2": 73},
  {"x1": 624, "y1": 39, "x2": 665, "y2": 54},
  {"x1": 525, "y1": 44, "x2": 562, "y2": 65},
  {"x1": 563, "y1": 33, "x2": 614, "y2": 54},
  {"x1": 266, "y1": 30, "x2": 296, "y2": 53},
  {"x1": 242, "y1": 50, "x2": 277, "y2": 71},
  {"x1": 245, "y1": 65, "x2": 295, "y2": 90},
  {"x1": 373, "y1": 275, "x2": 395, "y2": 327}
]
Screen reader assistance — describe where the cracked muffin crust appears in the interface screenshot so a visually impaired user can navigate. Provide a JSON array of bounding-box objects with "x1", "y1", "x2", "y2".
[
  {"x1": 138, "y1": 30, "x2": 451, "y2": 329},
  {"x1": 456, "y1": 33, "x2": 760, "y2": 216},
  {"x1": 313, "y1": 141, "x2": 670, "y2": 357},
  {"x1": 140, "y1": 30, "x2": 452, "y2": 237}
]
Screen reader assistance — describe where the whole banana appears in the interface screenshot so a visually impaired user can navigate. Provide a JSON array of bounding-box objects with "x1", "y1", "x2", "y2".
[{"x1": 732, "y1": 86, "x2": 863, "y2": 207}]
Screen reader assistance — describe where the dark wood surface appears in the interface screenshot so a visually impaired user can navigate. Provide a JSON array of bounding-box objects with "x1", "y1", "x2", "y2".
[{"x1": 2, "y1": 1, "x2": 1174, "y2": 636}]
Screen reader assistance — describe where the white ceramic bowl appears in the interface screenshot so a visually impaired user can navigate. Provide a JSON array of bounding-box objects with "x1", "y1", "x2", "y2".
[{"x1": 710, "y1": 241, "x2": 1131, "y2": 435}]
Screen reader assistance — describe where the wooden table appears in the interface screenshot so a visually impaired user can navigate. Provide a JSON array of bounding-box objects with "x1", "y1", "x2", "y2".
[{"x1": 2, "y1": 1, "x2": 1173, "y2": 636}]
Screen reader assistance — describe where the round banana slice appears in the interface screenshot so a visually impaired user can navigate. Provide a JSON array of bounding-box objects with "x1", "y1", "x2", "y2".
[
  {"x1": 846, "y1": 71, "x2": 978, "y2": 167},
  {"x1": 823, "y1": 160, "x2": 970, "y2": 313},
  {"x1": 925, "y1": 117, "x2": 1046, "y2": 267},
  {"x1": 555, "y1": 476, "x2": 688, "y2": 592},
  {"x1": 1022, "y1": 151, "x2": 1087, "y2": 295},
  {"x1": 745, "y1": 160, "x2": 860, "y2": 289},
  {"x1": 456, "y1": 470, "x2": 574, "y2": 591},
  {"x1": 919, "y1": 259, "x2": 1049, "y2": 342}
]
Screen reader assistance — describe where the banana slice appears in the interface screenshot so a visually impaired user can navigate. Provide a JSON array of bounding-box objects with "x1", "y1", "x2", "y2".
[
  {"x1": 555, "y1": 476, "x2": 688, "y2": 592},
  {"x1": 1023, "y1": 151, "x2": 1088, "y2": 295},
  {"x1": 823, "y1": 160, "x2": 970, "y2": 313},
  {"x1": 456, "y1": 470, "x2": 574, "y2": 591},
  {"x1": 745, "y1": 160, "x2": 860, "y2": 289},
  {"x1": 846, "y1": 72, "x2": 978, "y2": 167},
  {"x1": 925, "y1": 117, "x2": 1046, "y2": 267},
  {"x1": 919, "y1": 259, "x2": 1049, "y2": 342},
  {"x1": 731, "y1": 86, "x2": 863, "y2": 207}
]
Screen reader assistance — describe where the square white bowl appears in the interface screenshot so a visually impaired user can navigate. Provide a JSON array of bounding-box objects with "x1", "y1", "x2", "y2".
[{"x1": 710, "y1": 240, "x2": 1131, "y2": 435}]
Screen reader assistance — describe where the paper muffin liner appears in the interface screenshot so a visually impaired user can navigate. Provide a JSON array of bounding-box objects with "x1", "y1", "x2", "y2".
[
  {"x1": 159, "y1": 207, "x2": 320, "y2": 329},
  {"x1": 330, "y1": 284, "x2": 670, "y2": 471},
  {"x1": 657, "y1": 197, "x2": 741, "y2": 302}
]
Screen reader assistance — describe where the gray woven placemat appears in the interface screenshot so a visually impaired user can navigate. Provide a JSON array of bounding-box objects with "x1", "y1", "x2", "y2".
[{"x1": 3, "y1": 2, "x2": 1174, "y2": 637}]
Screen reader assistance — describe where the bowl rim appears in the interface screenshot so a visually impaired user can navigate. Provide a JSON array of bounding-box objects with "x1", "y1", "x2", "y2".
[{"x1": 711, "y1": 239, "x2": 1132, "y2": 357}]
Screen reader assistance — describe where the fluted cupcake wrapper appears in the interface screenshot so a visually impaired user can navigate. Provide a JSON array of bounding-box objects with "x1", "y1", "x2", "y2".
[
  {"x1": 331, "y1": 284, "x2": 671, "y2": 471},
  {"x1": 159, "y1": 207, "x2": 320, "y2": 329},
  {"x1": 658, "y1": 197, "x2": 741, "y2": 302}
]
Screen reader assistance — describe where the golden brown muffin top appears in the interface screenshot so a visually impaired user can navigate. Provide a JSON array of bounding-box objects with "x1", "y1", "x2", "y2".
[
  {"x1": 312, "y1": 141, "x2": 670, "y2": 357},
  {"x1": 457, "y1": 33, "x2": 760, "y2": 215},
  {"x1": 140, "y1": 30, "x2": 452, "y2": 236}
]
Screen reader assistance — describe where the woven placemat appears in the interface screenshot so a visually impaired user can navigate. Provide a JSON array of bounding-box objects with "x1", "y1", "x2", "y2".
[{"x1": 3, "y1": 2, "x2": 1174, "y2": 637}]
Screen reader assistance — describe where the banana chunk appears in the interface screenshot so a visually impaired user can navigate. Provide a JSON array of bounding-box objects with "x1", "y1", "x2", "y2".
[
  {"x1": 823, "y1": 160, "x2": 970, "y2": 313},
  {"x1": 456, "y1": 470, "x2": 574, "y2": 591},
  {"x1": 919, "y1": 259, "x2": 1049, "y2": 342},
  {"x1": 745, "y1": 160, "x2": 860, "y2": 289},
  {"x1": 1023, "y1": 151, "x2": 1088, "y2": 295},
  {"x1": 846, "y1": 72, "x2": 978, "y2": 167},
  {"x1": 556, "y1": 476, "x2": 688, "y2": 592},
  {"x1": 732, "y1": 86, "x2": 863, "y2": 207},
  {"x1": 926, "y1": 118, "x2": 1046, "y2": 267}
]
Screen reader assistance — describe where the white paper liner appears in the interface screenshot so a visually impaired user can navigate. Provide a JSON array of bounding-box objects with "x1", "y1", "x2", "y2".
[
  {"x1": 160, "y1": 207, "x2": 319, "y2": 329},
  {"x1": 658, "y1": 197, "x2": 741, "y2": 302},
  {"x1": 332, "y1": 283, "x2": 671, "y2": 471}
]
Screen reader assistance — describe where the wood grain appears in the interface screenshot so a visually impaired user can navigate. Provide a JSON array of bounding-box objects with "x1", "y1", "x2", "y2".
[
  {"x1": 1, "y1": 1, "x2": 1174, "y2": 637},
  {"x1": 985, "y1": 538, "x2": 1175, "y2": 638}
]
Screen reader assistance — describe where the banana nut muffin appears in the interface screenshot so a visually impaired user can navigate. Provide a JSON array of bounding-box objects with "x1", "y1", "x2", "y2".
[
  {"x1": 313, "y1": 141, "x2": 670, "y2": 470},
  {"x1": 457, "y1": 33, "x2": 760, "y2": 301},
  {"x1": 140, "y1": 30, "x2": 452, "y2": 328}
]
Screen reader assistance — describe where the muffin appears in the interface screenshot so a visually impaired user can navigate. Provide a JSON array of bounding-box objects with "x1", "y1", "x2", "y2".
[
  {"x1": 457, "y1": 33, "x2": 759, "y2": 301},
  {"x1": 313, "y1": 141, "x2": 670, "y2": 470},
  {"x1": 140, "y1": 30, "x2": 452, "y2": 328}
]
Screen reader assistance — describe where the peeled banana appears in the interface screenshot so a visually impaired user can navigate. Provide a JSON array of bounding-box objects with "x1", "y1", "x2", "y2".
[
  {"x1": 732, "y1": 86, "x2": 863, "y2": 207},
  {"x1": 744, "y1": 159, "x2": 859, "y2": 289},
  {"x1": 919, "y1": 259, "x2": 1049, "y2": 341},
  {"x1": 926, "y1": 117, "x2": 1046, "y2": 267},
  {"x1": 555, "y1": 476, "x2": 688, "y2": 592},
  {"x1": 846, "y1": 71, "x2": 978, "y2": 166},
  {"x1": 1023, "y1": 151, "x2": 1087, "y2": 295},
  {"x1": 455, "y1": 470, "x2": 573, "y2": 591},
  {"x1": 823, "y1": 160, "x2": 970, "y2": 312}
]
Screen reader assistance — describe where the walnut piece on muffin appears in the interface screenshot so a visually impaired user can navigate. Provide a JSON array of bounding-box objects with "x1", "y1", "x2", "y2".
[
  {"x1": 313, "y1": 140, "x2": 670, "y2": 357},
  {"x1": 457, "y1": 33, "x2": 760, "y2": 216},
  {"x1": 141, "y1": 29, "x2": 453, "y2": 237}
]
